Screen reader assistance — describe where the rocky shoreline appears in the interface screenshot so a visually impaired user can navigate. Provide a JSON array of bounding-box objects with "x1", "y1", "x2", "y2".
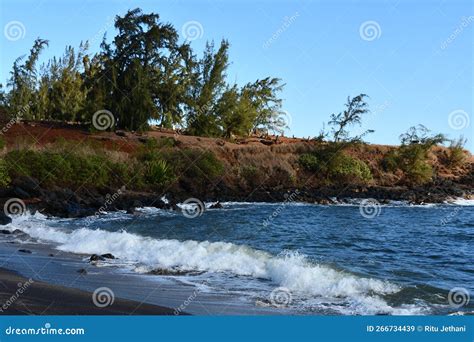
[{"x1": 0, "y1": 175, "x2": 472, "y2": 223}]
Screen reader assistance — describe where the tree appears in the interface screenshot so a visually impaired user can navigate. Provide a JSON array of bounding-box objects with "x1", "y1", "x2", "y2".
[
  {"x1": 328, "y1": 94, "x2": 373, "y2": 143},
  {"x1": 244, "y1": 77, "x2": 285, "y2": 134},
  {"x1": 108, "y1": 8, "x2": 181, "y2": 130},
  {"x1": 47, "y1": 44, "x2": 88, "y2": 122},
  {"x1": 7, "y1": 38, "x2": 49, "y2": 119},
  {"x1": 186, "y1": 40, "x2": 230, "y2": 136},
  {"x1": 396, "y1": 125, "x2": 447, "y2": 184}
]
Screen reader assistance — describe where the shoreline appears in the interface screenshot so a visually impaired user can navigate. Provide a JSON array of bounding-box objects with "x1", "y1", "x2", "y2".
[
  {"x1": 1, "y1": 174, "x2": 473, "y2": 221},
  {"x1": 0, "y1": 267, "x2": 183, "y2": 315}
]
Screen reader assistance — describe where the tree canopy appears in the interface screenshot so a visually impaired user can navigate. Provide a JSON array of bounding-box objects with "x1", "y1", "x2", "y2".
[{"x1": 2, "y1": 8, "x2": 285, "y2": 136}]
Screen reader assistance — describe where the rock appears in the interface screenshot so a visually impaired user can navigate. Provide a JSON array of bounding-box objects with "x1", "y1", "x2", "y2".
[
  {"x1": 115, "y1": 130, "x2": 127, "y2": 137},
  {"x1": 260, "y1": 139, "x2": 274, "y2": 146},
  {"x1": 11, "y1": 176, "x2": 42, "y2": 196},
  {"x1": 48, "y1": 253, "x2": 55, "y2": 257},
  {"x1": 148, "y1": 268, "x2": 203, "y2": 276},
  {"x1": 13, "y1": 186, "x2": 31, "y2": 199},
  {"x1": 101, "y1": 253, "x2": 115, "y2": 259},
  {"x1": 18, "y1": 249, "x2": 32, "y2": 254},
  {"x1": 77, "y1": 268, "x2": 88, "y2": 275},
  {"x1": 0, "y1": 213, "x2": 12, "y2": 225},
  {"x1": 89, "y1": 254, "x2": 105, "y2": 262},
  {"x1": 0, "y1": 229, "x2": 12, "y2": 234},
  {"x1": 209, "y1": 202, "x2": 223, "y2": 209}
]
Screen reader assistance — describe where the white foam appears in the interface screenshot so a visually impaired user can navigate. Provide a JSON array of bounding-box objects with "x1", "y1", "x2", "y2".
[
  {"x1": 6, "y1": 212, "x2": 422, "y2": 315},
  {"x1": 445, "y1": 198, "x2": 474, "y2": 206}
]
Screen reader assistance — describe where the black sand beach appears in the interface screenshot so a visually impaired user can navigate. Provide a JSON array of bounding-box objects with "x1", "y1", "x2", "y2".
[{"x1": 0, "y1": 268, "x2": 181, "y2": 315}]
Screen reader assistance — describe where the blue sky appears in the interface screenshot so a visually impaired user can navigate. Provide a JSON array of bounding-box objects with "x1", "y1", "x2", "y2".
[{"x1": 1, "y1": 0, "x2": 472, "y2": 149}]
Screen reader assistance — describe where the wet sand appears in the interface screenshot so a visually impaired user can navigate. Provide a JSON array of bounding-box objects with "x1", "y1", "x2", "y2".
[{"x1": 0, "y1": 268, "x2": 182, "y2": 315}]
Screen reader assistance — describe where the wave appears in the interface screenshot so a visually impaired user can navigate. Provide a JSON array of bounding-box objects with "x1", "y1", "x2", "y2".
[
  {"x1": 445, "y1": 198, "x2": 474, "y2": 206},
  {"x1": 4, "y1": 212, "x2": 428, "y2": 315}
]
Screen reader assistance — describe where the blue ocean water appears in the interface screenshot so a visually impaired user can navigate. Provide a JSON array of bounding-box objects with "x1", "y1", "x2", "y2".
[{"x1": 2, "y1": 200, "x2": 473, "y2": 315}]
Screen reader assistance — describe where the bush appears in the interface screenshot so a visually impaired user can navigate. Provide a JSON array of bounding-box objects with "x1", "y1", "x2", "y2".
[
  {"x1": 5, "y1": 149, "x2": 126, "y2": 188},
  {"x1": 327, "y1": 153, "x2": 372, "y2": 183},
  {"x1": 397, "y1": 144, "x2": 433, "y2": 184},
  {"x1": 381, "y1": 150, "x2": 399, "y2": 172},
  {"x1": 144, "y1": 159, "x2": 174, "y2": 186},
  {"x1": 0, "y1": 137, "x2": 6, "y2": 150},
  {"x1": 447, "y1": 138, "x2": 467, "y2": 168},
  {"x1": 0, "y1": 159, "x2": 10, "y2": 187},
  {"x1": 298, "y1": 153, "x2": 319, "y2": 172},
  {"x1": 162, "y1": 149, "x2": 223, "y2": 179}
]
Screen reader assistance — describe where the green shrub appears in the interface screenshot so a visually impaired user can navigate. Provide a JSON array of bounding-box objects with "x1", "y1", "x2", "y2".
[
  {"x1": 144, "y1": 159, "x2": 174, "y2": 186},
  {"x1": 381, "y1": 150, "x2": 399, "y2": 172},
  {"x1": 298, "y1": 153, "x2": 319, "y2": 172},
  {"x1": 5, "y1": 149, "x2": 121, "y2": 187},
  {"x1": 327, "y1": 153, "x2": 372, "y2": 183},
  {"x1": 0, "y1": 159, "x2": 10, "y2": 187},
  {"x1": 397, "y1": 144, "x2": 433, "y2": 184},
  {"x1": 162, "y1": 149, "x2": 223, "y2": 179},
  {"x1": 447, "y1": 138, "x2": 467, "y2": 168}
]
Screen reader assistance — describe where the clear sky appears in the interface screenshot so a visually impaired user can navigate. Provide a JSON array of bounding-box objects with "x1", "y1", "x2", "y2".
[{"x1": 1, "y1": 0, "x2": 472, "y2": 150}]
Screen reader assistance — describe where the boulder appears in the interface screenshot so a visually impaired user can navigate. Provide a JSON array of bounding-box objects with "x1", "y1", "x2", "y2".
[
  {"x1": 18, "y1": 249, "x2": 32, "y2": 254},
  {"x1": 101, "y1": 253, "x2": 115, "y2": 259},
  {"x1": 89, "y1": 254, "x2": 105, "y2": 262},
  {"x1": 0, "y1": 213, "x2": 12, "y2": 225}
]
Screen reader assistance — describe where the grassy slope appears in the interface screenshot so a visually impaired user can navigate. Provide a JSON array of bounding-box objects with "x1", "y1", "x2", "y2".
[{"x1": 1, "y1": 121, "x2": 473, "y2": 201}]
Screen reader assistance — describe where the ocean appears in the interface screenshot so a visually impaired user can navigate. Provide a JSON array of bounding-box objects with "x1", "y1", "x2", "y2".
[{"x1": 1, "y1": 199, "x2": 473, "y2": 315}]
